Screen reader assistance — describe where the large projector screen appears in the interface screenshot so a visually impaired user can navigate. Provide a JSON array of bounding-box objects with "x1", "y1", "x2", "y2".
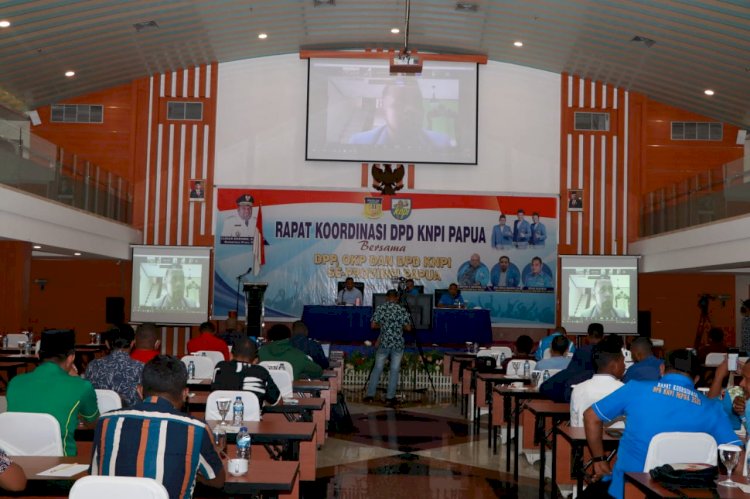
[
  {"x1": 560, "y1": 255, "x2": 639, "y2": 334},
  {"x1": 130, "y1": 246, "x2": 211, "y2": 325},
  {"x1": 306, "y1": 58, "x2": 478, "y2": 164}
]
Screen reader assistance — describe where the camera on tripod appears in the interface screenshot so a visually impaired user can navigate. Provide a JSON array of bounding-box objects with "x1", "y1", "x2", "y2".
[{"x1": 392, "y1": 277, "x2": 407, "y2": 295}]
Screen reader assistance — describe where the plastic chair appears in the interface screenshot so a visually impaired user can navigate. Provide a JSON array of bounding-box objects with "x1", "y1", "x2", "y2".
[
  {"x1": 4, "y1": 334, "x2": 28, "y2": 349},
  {"x1": 205, "y1": 390, "x2": 261, "y2": 422},
  {"x1": 181, "y1": 355, "x2": 215, "y2": 379},
  {"x1": 70, "y1": 476, "x2": 169, "y2": 499},
  {"x1": 506, "y1": 359, "x2": 536, "y2": 375},
  {"x1": 259, "y1": 360, "x2": 294, "y2": 379},
  {"x1": 0, "y1": 412, "x2": 63, "y2": 455},
  {"x1": 489, "y1": 346, "x2": 513, "y2": 360},
  {"x1": 95, "y1": 389, "x2": 123, "y2": 414},
  {"x1": 643, "y1": 432, "x2": 718, "y2": 472},
  {"x1": 705, "y1": 352, "x2": 727, "y2": 367},
  {"x1": 259, "y1": 361, "x2": 294, "y2": 397},
  {"x1": 193, "y1": 350, "x2": 224, "y2": 367}
]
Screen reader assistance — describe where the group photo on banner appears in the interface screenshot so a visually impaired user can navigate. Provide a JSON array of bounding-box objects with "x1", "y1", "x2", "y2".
[{"x1": 213, "y1": 187, "x2": 558, "y2": 328}]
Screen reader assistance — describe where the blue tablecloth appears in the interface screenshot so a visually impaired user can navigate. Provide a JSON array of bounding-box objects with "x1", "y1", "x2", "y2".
[{"x1": 301, "y1": 305, "x2": 492, "y2": 345}]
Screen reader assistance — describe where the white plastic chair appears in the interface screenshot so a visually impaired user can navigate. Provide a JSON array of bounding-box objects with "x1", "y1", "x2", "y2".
[
  {"x1": 205, "y1": 390, "x2": 261, "y2": 422},
  {"x1": 181, "y1": 355, "x2": 215, "y2": 379},
  {"x1": 0, "y1": 412, "x2": 63, "y2": 455},
  {"x1": 535, "y1": 369, "x2": 562, "y2": 386},
  {"x1": 704, "y1": 352, "x2": 727, "y2": 367},
  {"x1": 506, "y1": 359, "x2": 536, "y2": 375},
  {"x1": 193, "y1": 350, "x2": 224, "y2": 367},
  {"x1": 259, "y1": 361, "x2": 294, "y2": 397},
  {"x1": 70, "y1": 476, "x2": 169, "y2": 499},
  {"x1": 489, "y1": 346, "x2": 513, "y2": 359},
  {"x1": 643, "y1": 432, "x2": 718, "y2": 471},
  {"x1": 4, "y1": 334, "x2": 28, "y2": 349},
  {"x1": 95, "y1": 389, "x2": 123, "y2": 414}
]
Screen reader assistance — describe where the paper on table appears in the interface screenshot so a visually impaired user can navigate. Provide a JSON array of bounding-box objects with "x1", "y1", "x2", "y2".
[
  {"x1": 38, "y1": 463, "x2": 89, "y2": 477},
  {"x1": 737, "y1": 482, "x2": 750, "y2": 494},
  {"x1": 187, "y1": 379, "x2": 208, "y2": 384}
]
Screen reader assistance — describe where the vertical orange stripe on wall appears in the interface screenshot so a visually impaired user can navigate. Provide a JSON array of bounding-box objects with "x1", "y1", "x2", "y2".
[
  {"x1": 361, "y1": 163, "x2": 368, "y2": 187},
  {"x1": 407, "y1": 164, "x2": 414, "y2": 189},
  {"x1": 202, "y1": 62, "x2": 219, "y2": 241},
  {"x1": 148, "y1": 76, "x2": 161, "y2": 245},
  {"x1": 169, "y1": 122, "x2": 182, "y2": 245}
]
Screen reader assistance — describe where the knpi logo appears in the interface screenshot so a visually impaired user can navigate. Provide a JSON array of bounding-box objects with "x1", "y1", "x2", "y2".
[{"x1": 391, "y1": 198, "x2": 412, "y2": 220}]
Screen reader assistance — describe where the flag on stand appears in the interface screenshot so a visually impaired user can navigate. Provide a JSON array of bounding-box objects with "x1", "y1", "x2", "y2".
[{"x1": 253, "y1": 205, "x2": 265, "y2": 276}]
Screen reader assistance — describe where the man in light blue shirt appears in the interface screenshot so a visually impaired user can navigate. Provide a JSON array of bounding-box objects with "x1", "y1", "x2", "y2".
[
  {"x1": 437, "y1": 283, "x2": 465, "y2": 308},
  {"x1": 491, "y1": 214, "x2": 514, "y2": 249},
  {"x1": 535, "y1": 326, "x2": 575, "y2": 361},
  {"x1": 535, "y1": 335, "x2": 571, "y2": 370},
  {"x1": 585, "y1": 349, "x2": 740, "y2": 499},
  {"x1": 529, "y1": 212, "x2": 547, "y2": 247},
  {"x1": 622, "y1": 337, "x2": 663, "y2": 383}
]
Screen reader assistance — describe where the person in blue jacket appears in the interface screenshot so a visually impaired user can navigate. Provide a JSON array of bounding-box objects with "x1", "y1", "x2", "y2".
[
  {"x1": 491, "y1": 214, "x2": 514, "y2": 249},
  {"x1": 489, "y1": 256, "x2": 521, "y2": 288},
  {"x1": 530, "y1": 212, "x2": 547, "y2": 247}
]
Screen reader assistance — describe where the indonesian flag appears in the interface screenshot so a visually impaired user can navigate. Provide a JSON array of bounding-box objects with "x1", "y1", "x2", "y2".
[{"x1": 253, "y1": 205, "x2": 265, "y2": 276}]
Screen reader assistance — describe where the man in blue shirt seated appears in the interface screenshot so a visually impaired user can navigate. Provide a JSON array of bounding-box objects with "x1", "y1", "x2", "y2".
[
  {"x1": 709, "y1": 357, "x2": 750, "y2": 433},
  {"x1": 622, "y1": 336, "x2": 663, "y2": 383},
  {"x1": 535, "y1": 326, "x2": 575, "y2": 361},
  {"x1": 535, "y1": 335, "x2": 571, "y2": 371},
  {"x1": 584, "y1": 349, "x2": 741, "y2": 499},
  {"x1": 437, "y1": 283, "x2": 464, "y2": 308},
  {"x1": 403, "y1": 279, "x2": 420, "y2": 296},
  {"x1": 337, "y1": 277, "x2": 363, "y2": 305}
]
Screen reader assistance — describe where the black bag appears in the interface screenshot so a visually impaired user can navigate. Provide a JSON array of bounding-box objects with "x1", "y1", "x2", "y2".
[
  {"x1": 475, "y1": 356, "x2": 496, "y2": 373},
  {"x1": 328, "y1": 392, "x2": 356, "y2": 434},
  {"x1": 648, "y1": 464, "x2": 718, "y2": 488}
]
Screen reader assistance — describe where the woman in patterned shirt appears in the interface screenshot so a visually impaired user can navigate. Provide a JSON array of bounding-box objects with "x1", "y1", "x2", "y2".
[{"x1": 0, "y1": 447, "x2": 26, "y2": 492}]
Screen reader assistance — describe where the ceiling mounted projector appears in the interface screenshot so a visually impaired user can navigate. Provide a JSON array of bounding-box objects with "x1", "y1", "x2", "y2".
[{"x1": 390, "y1": 50, "x2": 422, "y2": 75}]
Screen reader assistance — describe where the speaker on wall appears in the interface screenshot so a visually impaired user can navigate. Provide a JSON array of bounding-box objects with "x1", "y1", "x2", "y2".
[
  {"x1": 105, "y1": 296, "x2": 125, "y2": 324},
  {"x1": 637, "y1": 310, "x2": 652, "y2": 338}
]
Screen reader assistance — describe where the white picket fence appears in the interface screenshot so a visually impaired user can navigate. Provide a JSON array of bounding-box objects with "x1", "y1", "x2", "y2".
[{"x1": 343, "y1": 368, "x2": 452, "y2": 391}]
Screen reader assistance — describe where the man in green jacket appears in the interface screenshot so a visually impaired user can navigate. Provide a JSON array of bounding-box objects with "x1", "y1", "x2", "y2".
[{"x1": 259, "y1": 324, "x2": 323, "y2": 380}]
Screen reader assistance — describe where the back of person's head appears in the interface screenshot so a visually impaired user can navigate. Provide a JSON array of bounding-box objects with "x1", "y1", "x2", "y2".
[
  {"x1": 141, "y1": 355, "x2": 187, "y2": 399},
  {"x1": 630, "y1": 336, "x2": 653, "y2": 356},
  {"x1": 291, "y1": 321, "x2": 308, "y2": 337},
  {"x1": 232, "y1": 338, "x2": 258, "y2": 361},
  {"x1": 550, "y1": 326, "x2": 567, "y2": 336},
  {"x1": 515, "y1": 335, "x2": 534, "y2": 355},
  {"x1": 587, "y1": 323, "x2": 604, "y2": 341},
  {"x1": 106, "y1": 324, "x2": 135, "y2": 350},
  {"x1": 135, "y1": 323, "x2": 158, "y2": 349},
  {"x1": 708, "y1": 327, "x2": 724, "y2": 344},
  {"x1": 665, "y1": 349, "x2": 701, "y2": 379},
  {"x1": 593, "y1": 335, "x2": 625, "y2": 374},
  {"x1": 267, "y1": 324, "x2": 291, "y2": 342},
  {"x1": 199, "y1": 321, "x2": 216, "y2": 334},
  {"x1": 550, "y1": 335, "x2": 570, "y2": 355},
  {"x1": 39, "y1": 329, "x2": 76, "y2": 362}
]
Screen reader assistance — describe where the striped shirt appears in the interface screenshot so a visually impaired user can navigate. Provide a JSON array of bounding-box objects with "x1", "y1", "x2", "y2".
[{"x1": 90, "y1": 396, "x2": 223, "y2": 499}]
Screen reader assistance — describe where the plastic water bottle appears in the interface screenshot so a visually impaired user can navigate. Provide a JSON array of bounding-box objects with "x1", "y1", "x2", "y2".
[
  {"x1": 187, "y1": 361, "x2": 195, "y2": 380},
  {"x1": 499, "y1": 352, "x2": 506, "y2": 365},
  {"x1": 523, "y1": 359, "x2": 530, "y2": 378},
  {"x1": 232, "y1": 396, "x2": 244, "y2": 425},
  {"x1": 543, "y1": 369, "x2": 551, "y2": 382},
  {"x1": 236, "y1": 426, "x2": 251, "y2": 459}
]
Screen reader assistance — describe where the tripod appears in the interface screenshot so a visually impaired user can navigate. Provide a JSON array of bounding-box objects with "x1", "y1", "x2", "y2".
[{"x1": 399, "y1": 291, "x2": 437, "y2": 397}]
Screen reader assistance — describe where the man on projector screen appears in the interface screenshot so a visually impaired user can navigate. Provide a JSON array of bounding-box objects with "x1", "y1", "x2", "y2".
[
  {"x1": 579, "y1": 276, "x2": 628, "y2": 319},
  {"x1": 221, "y1": 194, "x2": 256, "y2": 244},
  {"x1": 149, "y1": 266, "x2": 198, "y2": 309},
  {"x1": 348, "y1": 82, "x2": 452, "y2": 148}
]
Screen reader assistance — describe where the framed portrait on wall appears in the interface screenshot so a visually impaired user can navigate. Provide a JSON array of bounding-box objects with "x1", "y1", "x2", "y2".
[
  {"x1": 189, "y1": 179, "x2": 205, "y2": 202},
  {"x1": 568, "y1": 189, "x2": 583, "y2": 212}
]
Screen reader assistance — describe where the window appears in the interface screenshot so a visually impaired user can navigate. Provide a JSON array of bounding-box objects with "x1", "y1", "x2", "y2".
[
  {"x1": 167, "y1": 101, "x2": 203, "y2": 121},
  {"x1": 574, "y1": 112, "x2": 610, "y2": 131},
  {"x1": 50, "y1": 104, "x2": 103, "y2": 123},
  {"x1": 671, "y1": 122, "x2": 722, "y2": 141}
]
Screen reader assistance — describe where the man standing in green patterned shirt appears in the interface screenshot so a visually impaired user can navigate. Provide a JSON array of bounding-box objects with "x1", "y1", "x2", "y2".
[{"x1": 363, "y1": 289, "x2": 412, "y2": 407}]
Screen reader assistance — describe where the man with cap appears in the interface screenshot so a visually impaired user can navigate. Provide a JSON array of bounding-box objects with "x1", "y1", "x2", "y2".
[
  {"x1": 221, "y1": 193, "x2": 256, "y2": 244},
  {"x1": 7, "y1": 329, "x2": 99, "y2": 456}
]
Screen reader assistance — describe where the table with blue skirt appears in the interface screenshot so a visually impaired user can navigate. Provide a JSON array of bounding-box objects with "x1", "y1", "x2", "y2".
[{"x1": 301, "y1": 305, "x2": 492, "y2": 345}]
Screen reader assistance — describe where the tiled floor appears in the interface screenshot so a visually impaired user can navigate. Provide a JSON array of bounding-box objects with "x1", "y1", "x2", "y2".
[{"x1": 309, "y1": 391, "x2": 545, "y2": 498}]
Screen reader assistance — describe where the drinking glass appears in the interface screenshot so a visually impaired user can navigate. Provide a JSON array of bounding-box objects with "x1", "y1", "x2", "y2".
[
  {"x1": 512, "y1": 362, "x2": 520, "y2": 376},
  {"x1": 216, "y1": 398, "x2": 232, "y2": 427},
  {"x1": 213, "y1": 426, "x2": 227, "y2": 456},
  {"x1": 17, "y1": 341, "x2": 26, "y2": 354},
  {"x1": 89, "y1": 332, "x2": 97, "y2": 345},
  {"x1": 465, "y1": 341, "x2": 473, "y2": 353},
  {"x1": 718, "y1": 443, "x2": 742, "y2": 487}
]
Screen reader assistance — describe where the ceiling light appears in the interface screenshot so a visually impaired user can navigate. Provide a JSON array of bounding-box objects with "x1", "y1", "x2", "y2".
[
  {"x1": 704, "y1": 89, "x2": 715, "y2": 96},
  {"x1": 65, "y1": 70, "x2": 75, "y2": 77},
  {"x1": 73, "y1": 252, "x2": 82, "y2": 256},
  {"x1": 455, "y1": 2, "x2": 479, "y2": 12},
  {"x1": 258, "y1": 33, "x2": 268, "y2": 40},
  {"x1": 391, "y1": 28, "x2": 400, "y2": 34},
  {"x1": 513, "y1": 41, "x2": 524, "y2": 47},
  {"x1": 33, "y1": 245, "x2": 42, "y2": 249},
  {"x1": 0, "y1": 20, "x2": 10, "y2": 28},
  {"x1": 133, "y1": 20, "x2": 159, "y2": 32}
]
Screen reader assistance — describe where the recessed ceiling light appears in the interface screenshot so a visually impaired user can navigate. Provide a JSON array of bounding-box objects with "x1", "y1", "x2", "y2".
[
  {"x1": 73, "y1": 252, "x2": 82, "y2": 256},
  {"x1": 258, "y1": 33, "x2": 268, "y2": 40},
  {"x1": 704, "y1": 89, "x2": 715, "y2": 96},
  {"x1": 65, "y1": 70, "x2": 75, "y2": 77},
  {"x1": 513, "y1": 41, "x2": 524, "y2": 47},
  {"x1": 33, "y1": 245, "x2": 42, "y2": 249},
  {"x1": 0, "y1": 20, "x2": 10, "y2": 28},
  {"x1": 391, "y1": 28, "x2": 400, "y2": 34}
]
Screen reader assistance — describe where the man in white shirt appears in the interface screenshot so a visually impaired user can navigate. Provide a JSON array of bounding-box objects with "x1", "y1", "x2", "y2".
[
  {"x1": 337, "y1": 277, "x2": 363, "y2": 305},
  {"x1": 569, "y1": 335, "x2": 626, "y2": 427}
]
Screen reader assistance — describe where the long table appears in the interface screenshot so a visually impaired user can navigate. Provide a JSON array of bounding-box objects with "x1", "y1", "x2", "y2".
[{"x1": 302, "y1": 305, "x2": 492, "y2": 344}]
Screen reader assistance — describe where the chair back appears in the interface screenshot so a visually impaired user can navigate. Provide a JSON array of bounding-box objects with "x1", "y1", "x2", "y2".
[
  {"x1": 205, "y1": 390, "x2": 261, "y2": 422},
  {"x1": 95, "y1": 389, "x2": 123, "y2": 414},
  {"x1": 704, "y1": 352, "x2": 727, "y2": 367},
  {"x1": 643, "y1": 432, "x2": 718, "y2": 472},
  {"x1": 70, "y1": 476, "x2": 169, "y2": 499},
  {"x1": 193, "y1": 350, "x2": 224, "y2": 367},
  {"x1": 0, "y1": 412, "x2": 63, "y2": 455},
  {"x1": 259, "y1": 361, "x2": 294, "y2": 397},
  {"x1": 507, "y1": 359, "x2": 536, "y2": 375},
  {"x1": 4, "y1": 333, "x2": 28, "y2": 348},
  {"x1": 489, "y1": 346, "x2": 513, "y2": 359},
  {"x1": 181, "y1": 355, "x2": 215, "y2": 379},
  {"x1": 534, "y1": 369, "x2": 562, "y2": 386}
]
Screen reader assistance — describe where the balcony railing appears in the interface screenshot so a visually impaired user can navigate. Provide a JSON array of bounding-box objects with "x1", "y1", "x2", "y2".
[
  {"x1": 640, "y1": 157, "x2": 749, "y2": 237},
  {"x1": 0, "y1": 118, "x2": 132, "y2": 224}
]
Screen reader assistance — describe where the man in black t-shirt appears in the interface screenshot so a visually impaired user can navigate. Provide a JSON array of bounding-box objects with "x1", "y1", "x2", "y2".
[{"x1": 212, "y1": 338, "x2": 281, "y2": 406}]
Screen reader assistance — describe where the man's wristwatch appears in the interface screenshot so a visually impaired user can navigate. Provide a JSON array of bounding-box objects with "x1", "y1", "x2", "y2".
[{"x1": 591, "y1": 456, "x2": 608, "y2": 463}]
